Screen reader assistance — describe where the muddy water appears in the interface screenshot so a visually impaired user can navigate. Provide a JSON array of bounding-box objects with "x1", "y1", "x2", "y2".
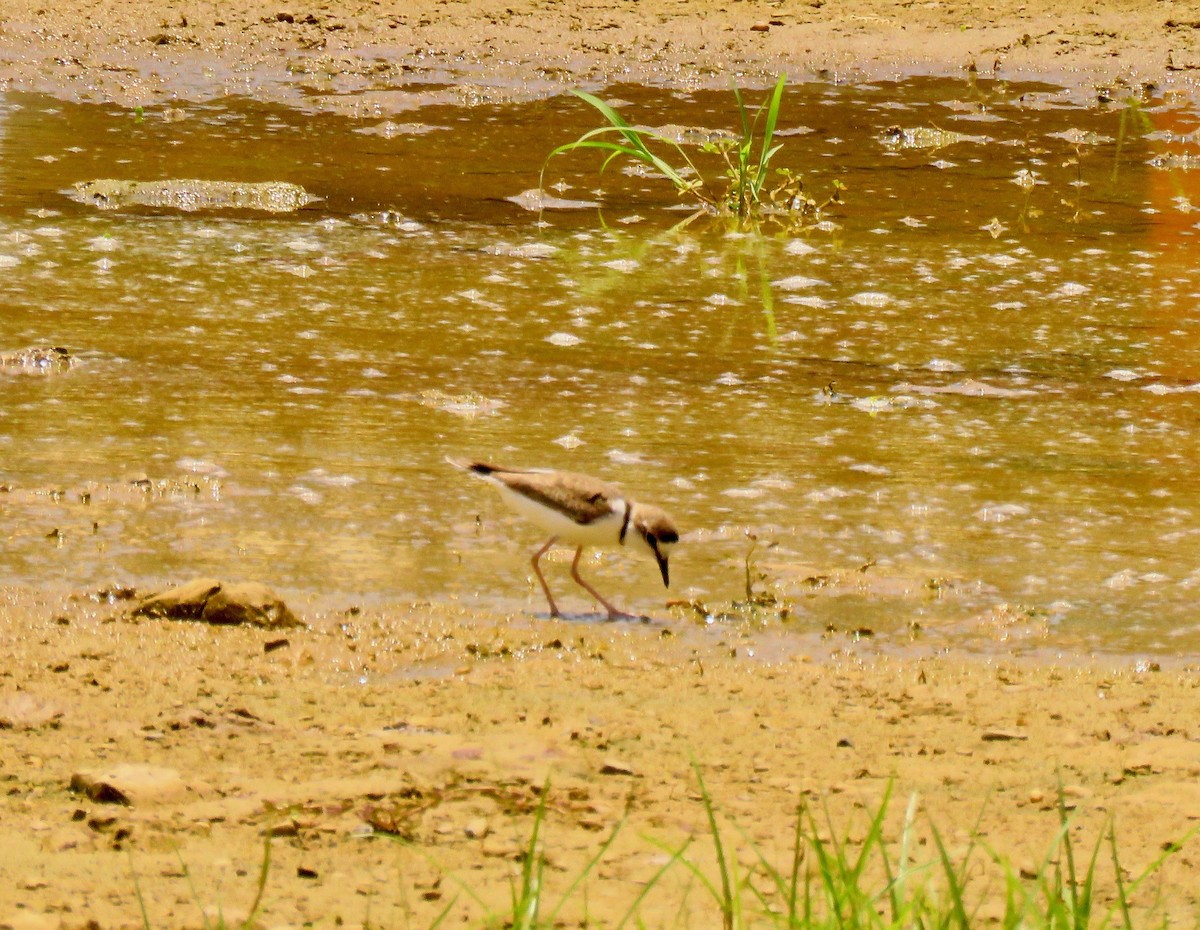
[{"x1": 1, "y1": 78, "x2": 1198, "y2": 655}]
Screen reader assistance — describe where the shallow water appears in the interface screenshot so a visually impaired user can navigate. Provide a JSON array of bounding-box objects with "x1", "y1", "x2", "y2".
[{"x1": 1, "y1": 77, "x2": 1199, "y2": 655}]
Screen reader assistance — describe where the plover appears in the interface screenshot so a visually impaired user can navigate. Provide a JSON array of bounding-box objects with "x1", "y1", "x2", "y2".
[{"x1": 449, "y1": 458, "x2": 679, "y2": 619}]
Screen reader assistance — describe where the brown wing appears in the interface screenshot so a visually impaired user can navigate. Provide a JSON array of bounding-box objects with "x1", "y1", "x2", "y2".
[{"x1": 490, "y1": 467, "x2": 623, "y2": 525}]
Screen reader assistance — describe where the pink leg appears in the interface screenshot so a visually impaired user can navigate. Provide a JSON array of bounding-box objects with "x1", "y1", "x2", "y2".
[
  {"x1": 570, "y1": 546, "x2": 635, "y2": 620},
  {"x1": 531, "y1": 537, "x2": 561, "y2": 617}
]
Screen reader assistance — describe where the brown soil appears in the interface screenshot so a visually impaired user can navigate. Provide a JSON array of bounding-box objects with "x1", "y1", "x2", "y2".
[
  {"x1": 2, "y1": 2, "x2": 1200, "y2": 928},
  {"x1": 5, "y1": 592, "x2": 1200, "y2": 927},
  {"x1": 0, "y1": 0, "x2": 1197, "y2": 110}
]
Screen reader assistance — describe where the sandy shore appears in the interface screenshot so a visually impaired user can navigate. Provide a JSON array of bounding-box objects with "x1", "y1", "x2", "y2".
[
  {"x1": 2, "y1": 1, "x2": 1200, "y2": 926},
  {"x1": 3, "y1": 589, "x2": 1200, "y2": 927},
  {"x1": 0, "y1": 0, "x2": 1196, "y2": 111}
]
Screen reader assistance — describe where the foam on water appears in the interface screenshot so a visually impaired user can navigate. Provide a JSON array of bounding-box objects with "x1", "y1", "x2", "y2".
[{"x1": 0, "y1": 80, "x2": 1197, "y2": 653}]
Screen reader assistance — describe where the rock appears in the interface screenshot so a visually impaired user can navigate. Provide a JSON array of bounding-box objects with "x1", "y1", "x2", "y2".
[
  {"x1": 132, "y1": 578, "x2": 222, "y2": 620},
  {"x1": 70, "y1": 764, "x2": 189, "y2": 805},
  {"x1": 0, "y1": 693, "x2": 63, "y2": 730},
  {"x1": 201, "y1": 583, "x2": 302, "y2": 628},
  {"x1": 0, "y1": 911, "x2": 62, "y2": 930},
  {"x1": 131, "y1": 579, "x2": 301, "y2": 628},
  {"x1": 895, "y1": 379, "x2": 1037, "y2": 398},
  {"x1": 981, "y1": 729, "x2": 1028, "y2": 742},
  {"x1": 0, "y1": 346, "x2": 75, "y2": 375},
  {"x1": 68, "y1": 178, "x2": 319, "y2": 213},
  {"x1": 880, "y1": 126, "x2": 987, "y2": 150},
  {"x1": 507, "y1": 188, "x2": 599, "y2": 211}
]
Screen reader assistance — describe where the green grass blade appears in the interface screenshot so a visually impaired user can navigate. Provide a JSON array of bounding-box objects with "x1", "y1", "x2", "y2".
[
  {"x1": 573, "y1": 88, "x2": 634, "y2": 129},
  {"x1": 425, "y1": 893, "x2": 459, "y2": 930},
  {"x1": 733, "y1": 84, "x2": 751, "y2": 142},
  {"x1": 241, "y1": 836, "x2": 272, "y2": 930},
  {"x1": 1055, "y1": 784, "x2": 1084, "y2": 922},
  {"x1": 1103, "y1": 821, "x2": 1198, "y2": 928},
  {"x1": 128, "y1": 851, "x2": 153, "y2": 930},
  {"x1": 615, "y1": 836, "x2": 694, "y2": 930},
  {"x1": 757, "y1": 75, "x2": 787, "y2": 178},
  {"x1": 512, "y1": 780, "x2": 550, "y2": 930},
  {"x1": 692, "y1": 761, "x2": 736, "y2": 930},
  {"x1": 548, "y1": 126, "x2": 693, "y2": 191},
  {"x1": 882, "y1": 791, "x2": 920, "y2": 923},
  {"x1": 788, "y1": 802, "x2": 804, "y2": 927},
  {"x1": 176, "y1": 849, "x2": 214, "y2": 930},
  {"x1": 645, "y1": 832, "x2": 725, "y2": 903},
  {"x1": 928, "y1": 820, "x2": 971, "y2": 930},
  {"x1": 546, "y1": 814, "x2": 627, "y2": 924},
  {"x1": 1108, "y1": 823, "x2": 1135, "y2": 930},
  {"x1": 570, "y1": 90, "x2": 659, "y2": 163}
]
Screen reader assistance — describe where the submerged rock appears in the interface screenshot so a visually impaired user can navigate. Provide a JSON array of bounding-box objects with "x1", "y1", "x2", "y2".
[
  {"x1": 68, "y1": 179, "x2": 319, "y2": 213},
  {"x1": 648, "y1": 123, "x2": 740, "y2": 146},
  {"x1": 1149, "y1": 152, "x2": 1200, "y2": 170},
  {"x1": 893, "y1": 378, "x2": 1037, "y2": 398},
  {"x1": 0, "y1": 346, "x2": 75, "y2": 374},
  {"x1": 132, "y1": 578, "x2": 302, "y2": 628},
  {"x1": 880, "y1": 126, "x2": 987, "y2": 149},
  {"x1": 507, "y1": 188, "x2": 600, "y2": 211}
]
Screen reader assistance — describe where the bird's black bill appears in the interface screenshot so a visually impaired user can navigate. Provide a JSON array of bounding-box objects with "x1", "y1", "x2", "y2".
[{"x1": 656, "y1": 551, "x2": 670, "y2": 588}]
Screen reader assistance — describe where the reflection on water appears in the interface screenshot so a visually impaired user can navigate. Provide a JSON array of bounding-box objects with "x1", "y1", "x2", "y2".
[{"x1": 1, "y1": 78, "x2": 1199, "y2": 655}]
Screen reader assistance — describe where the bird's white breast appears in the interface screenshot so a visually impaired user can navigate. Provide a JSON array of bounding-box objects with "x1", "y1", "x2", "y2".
[{"x1": 495, "y1": 482, "x2": 627, "y2": 548}]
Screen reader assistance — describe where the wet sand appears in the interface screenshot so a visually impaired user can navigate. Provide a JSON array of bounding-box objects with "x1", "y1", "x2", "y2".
[
  {"x1": 0, "y1": 0, "x2": 1196, "y2": 110},
  {"x1": 2, "y1": 0, "x2": 1200, "y2": 926}
]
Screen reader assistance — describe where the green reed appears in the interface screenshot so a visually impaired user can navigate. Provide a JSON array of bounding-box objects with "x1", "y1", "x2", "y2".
[{"x1": 543, "y1": 75, "x2": 840, "y2": 227}]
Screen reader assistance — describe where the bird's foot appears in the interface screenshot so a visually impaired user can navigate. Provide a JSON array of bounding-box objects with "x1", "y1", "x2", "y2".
[{"x1": 604, "y1": 608, "x2": 648, "y2": 622}]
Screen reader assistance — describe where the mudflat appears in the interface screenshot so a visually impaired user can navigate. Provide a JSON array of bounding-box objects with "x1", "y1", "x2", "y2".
[
  {"x1": 1, "y1": 1, "x2": 1199, "y2": 927},
  {"x1": 0, "y1": 0, "x2": 1196, "y2": 109}
]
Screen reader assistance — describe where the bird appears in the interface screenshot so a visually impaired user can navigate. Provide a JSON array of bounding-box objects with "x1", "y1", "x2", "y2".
[{"x1": 448, "y1": 458, "x2": 679, "y2": 619}]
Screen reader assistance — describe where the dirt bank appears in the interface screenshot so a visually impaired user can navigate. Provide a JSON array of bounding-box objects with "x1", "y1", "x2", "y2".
[{"x1": 0, "y1": 0, "x2": 1196, "y2": 112}]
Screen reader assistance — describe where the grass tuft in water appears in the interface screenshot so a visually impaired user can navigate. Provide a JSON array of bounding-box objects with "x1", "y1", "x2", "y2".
[{"x1": 543, "y1": 76, "x2": 842, "y2": 228}]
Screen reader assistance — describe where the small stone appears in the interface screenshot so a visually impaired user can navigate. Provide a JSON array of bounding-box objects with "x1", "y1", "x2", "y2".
[
  {"x1": 481, "y1": 835, "x2": 517, "y2": 858},
  {"x1": 70, "y1": 764, "x2": 188, "y2": 806},
  {"x1": 0, "y1": 693, "x2": 63, "y2": 730},
  {"x1": 131, "y1": 579, "x2": 301, "y2": 628},
  {"x1": 0, "y1": 910, "x2": 62, "y2": 930},
  {"x1": 201, "y1": 582, "x2": 302, "y2": 628},
  {"x1": 981, "y1": 730, "x2": 1028, "y2": 742},
  {"x1": 132, "y1": 578, "x2": 222, "y2": 620},
  {"x1": 599, "y1": 759, "x2": 634, "y2": 776}
]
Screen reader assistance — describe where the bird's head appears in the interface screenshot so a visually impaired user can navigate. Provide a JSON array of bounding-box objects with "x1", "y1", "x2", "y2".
[{"x1": 630, "y1": 504, "x2": 679, "y2": 588}]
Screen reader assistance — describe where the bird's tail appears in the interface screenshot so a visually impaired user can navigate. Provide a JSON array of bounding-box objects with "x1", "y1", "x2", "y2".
[{"x1": 445, "y1": 457, "x2": 498, "y2": 477}]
